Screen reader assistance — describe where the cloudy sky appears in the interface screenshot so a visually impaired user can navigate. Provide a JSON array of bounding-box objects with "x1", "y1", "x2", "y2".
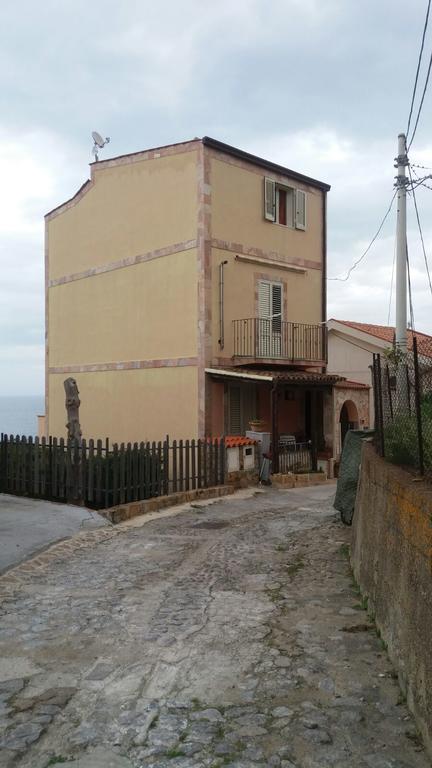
[{"x1": 2, "y1": 0, "x2": 432, "y2": 395}]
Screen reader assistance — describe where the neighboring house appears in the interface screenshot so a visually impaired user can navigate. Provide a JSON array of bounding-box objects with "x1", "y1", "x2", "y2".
[
  {"x1": 327, "y1": 319, "x2": 432, "y2": 455},
  {"x1": 45, "y1": 135, "x2": 346, "y2": 466}
]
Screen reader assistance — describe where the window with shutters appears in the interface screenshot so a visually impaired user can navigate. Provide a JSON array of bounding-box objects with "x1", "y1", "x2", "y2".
[
  {"x1": 226, "y1": 384, "x2": 257, "y2": 435},
  {"x1": 264, "y1": 177, "x2": 306, "y2": 230},
  {"x1": 257, "y1": 280, "x2": 283, "y2": 357}
]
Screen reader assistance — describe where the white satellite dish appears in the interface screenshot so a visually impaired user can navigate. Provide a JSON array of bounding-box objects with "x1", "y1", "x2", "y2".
[{"x1": 91, "y1": 131, "x2": 110, "y2": 161}]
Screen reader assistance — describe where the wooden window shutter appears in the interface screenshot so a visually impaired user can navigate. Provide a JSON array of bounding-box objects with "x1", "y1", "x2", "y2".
[
  {"x1": 258, "y1": 281, "x2": 271, "y2": 318},
  {"x1": 295, "y1": 189, "x2": 306, "y2": 230},
  {"x1": 271, "y1": 283, "x2": 282, "y2": 333},
  {"x1": 264, "y1": 177, "x2": 276, "y2": 221},
  {"x1": 229, "y1": 386, "x2": 242, "y2": 435}
]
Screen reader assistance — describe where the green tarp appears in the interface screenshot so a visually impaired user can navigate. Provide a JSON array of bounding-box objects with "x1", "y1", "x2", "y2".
[{"x1": 334, "y1": 429, "x2": 375, "y2": 525}]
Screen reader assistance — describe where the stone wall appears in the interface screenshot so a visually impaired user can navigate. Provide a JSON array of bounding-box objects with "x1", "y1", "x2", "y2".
[{"x1": 351, "y1": 442, "x2": 432, "y2": 757}]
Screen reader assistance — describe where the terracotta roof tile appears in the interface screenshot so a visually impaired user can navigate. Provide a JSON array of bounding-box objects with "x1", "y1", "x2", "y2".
[
  {"x1": 207, "y1": 436, "x2": 257, "y2": 447},
  {"x1": 334, "y1": 379, "x2": 369, "y2": 390},
  {"x1": 331, "y1": 319, "x2": 432, "y2": 357}
]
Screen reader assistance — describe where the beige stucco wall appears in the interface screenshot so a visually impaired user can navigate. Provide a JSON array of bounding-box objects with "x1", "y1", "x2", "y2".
[
  {"x1": 327, "y1": 332, "x2": 375, "y2": 388},
  {"x1": 211, "y1": 248, "x2": 323, "y2": 362},
  {"x1": 48, "y1": 367, "x2": 198, "y2": 443},
  {"x1": 327, "y1": 331, "x2": 376, "y2": 426},
  {"x1": 48, "y1": 249, "x2": 198, "y2": 367},
  {"x1": 47, "y1": 149, "x2": 199, "y2": 281},
  {"x1": 210, "y1": 156, "x2": 324, "y2": 264},
  {"x1": 208, "y1": 155, "x2": 324, "y2": 364},
  {"x1": 46, "y1": 146, "x2": 201, "y2": 441}
]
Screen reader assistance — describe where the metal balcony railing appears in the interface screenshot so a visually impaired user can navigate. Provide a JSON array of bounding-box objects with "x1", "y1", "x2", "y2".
[{"x1": 232, "y1": 318, "x2": 326, "y2": 363}]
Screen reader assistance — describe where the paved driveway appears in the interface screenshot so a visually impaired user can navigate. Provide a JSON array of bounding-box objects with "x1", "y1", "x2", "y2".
[
  {"x1": 0, "y1": 485, "x2": 429, "y2": 768},
  {"x1": 0, "y1": 494, "x2": 108, "y2": 573}
]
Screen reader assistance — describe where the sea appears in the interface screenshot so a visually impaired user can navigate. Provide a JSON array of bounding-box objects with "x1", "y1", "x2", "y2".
[{"x1": 0, "y1": 395, "x2": 44, "y2": 437}]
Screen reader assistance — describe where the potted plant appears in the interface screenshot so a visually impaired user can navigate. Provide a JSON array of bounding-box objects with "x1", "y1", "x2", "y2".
[{"x1": 249, "y1": 419, "x2": 267, "y2": 432}]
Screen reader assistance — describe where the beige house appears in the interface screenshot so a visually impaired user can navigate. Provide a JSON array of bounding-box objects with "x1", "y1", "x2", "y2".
[
  {"x1": 327, "y1": 319, "x2": 432, "y2": 453},
  {"x1": 45, "y1": 136, "x2": 352, "y2": 466}
]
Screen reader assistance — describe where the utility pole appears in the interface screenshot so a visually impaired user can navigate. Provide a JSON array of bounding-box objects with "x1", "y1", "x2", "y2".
[{"x1": 395, "y1": 133, "x2": 408, "y2": 351}]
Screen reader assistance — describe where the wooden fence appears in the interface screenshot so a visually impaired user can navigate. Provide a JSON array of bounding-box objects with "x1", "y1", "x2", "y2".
[{"x1": 0, "y1": 434, "x2": 226, "y2": 509}]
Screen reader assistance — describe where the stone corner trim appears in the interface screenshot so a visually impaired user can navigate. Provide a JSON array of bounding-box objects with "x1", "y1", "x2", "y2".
[
  {"x1": 48, "y1": 357, "x2": 199, "y2": 375},
  {"x1": 48, "y1": 240, "x2": 198, "y2": 287}
]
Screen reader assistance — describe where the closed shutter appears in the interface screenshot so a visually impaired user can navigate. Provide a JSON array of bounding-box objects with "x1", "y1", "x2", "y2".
[
  {"x1": 295, "y1": 189, "x2": 306, "y2": 230},
  {"x1": 271, "y1": 283, "x2": 282, "y2": 333},
  {"x1": 264, "y1": 177, "x2": 276, "y2": 221},
  {"x1": 258, "y1": 281, "x2": 271, "y2": 318},
  {"x1": 243, "y1": 384, "x2": 257, "y2": 430},
  {"x1": 229, "y1": 386, "x2": 242, "y2": 435}
]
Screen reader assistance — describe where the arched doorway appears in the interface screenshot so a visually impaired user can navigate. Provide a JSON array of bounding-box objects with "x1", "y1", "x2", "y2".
[{"x1": 340, "y1": 400, "x2": 359, "y2": 448}]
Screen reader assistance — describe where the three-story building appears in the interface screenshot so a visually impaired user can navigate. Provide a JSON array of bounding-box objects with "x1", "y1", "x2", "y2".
[{"x1": 45, "y1": 136, "x2": 347, "y2": 467}]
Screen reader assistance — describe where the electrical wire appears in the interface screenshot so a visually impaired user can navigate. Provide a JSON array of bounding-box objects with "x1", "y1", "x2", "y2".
[
  {"x1": 328, "y1": 191, "x2": 397, "y2": 282},
  {"x1": 406, "y1": 241, "x2": 416, "y2": 331},
  {"x1": 407, "y1": 0, "x2": 432, "y2": 139},
  {"x1": 387, "y1": 237, "x2": 397, "y2": 325},
  {"x1": 408, "y1": 164, "x2": 432, "y2": 297},
  {"x1": 408, "y1": 49, "x2": 432, "y2": 150}
]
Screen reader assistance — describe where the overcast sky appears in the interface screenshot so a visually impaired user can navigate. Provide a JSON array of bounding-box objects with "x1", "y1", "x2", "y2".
[{"x1": 2, "y1": 0, "x2": 432, "y2": 395}]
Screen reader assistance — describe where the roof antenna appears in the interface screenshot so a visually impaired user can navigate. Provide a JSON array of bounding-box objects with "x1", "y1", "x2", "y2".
[{"x1": 91, "y1": 131, "x2": 110, "y2": 162}]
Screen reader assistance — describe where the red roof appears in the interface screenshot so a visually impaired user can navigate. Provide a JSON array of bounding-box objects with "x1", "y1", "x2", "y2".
[
  {"x1": 225, "y1": 436, "x2": 257, "y2": 448},
  {"x1": 330, "y1": 319, "x2": 432, "y2": 357},
  {"x1": 334, "y1": 379, "x2": 369, "y2": 390},
  {"x1": 207, "y1": 436, "x2": 257, "y2": 447}
]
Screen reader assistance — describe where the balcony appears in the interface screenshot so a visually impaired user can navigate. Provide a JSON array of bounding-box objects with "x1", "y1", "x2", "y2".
[{"x1": 232, "y1": 318, "x2": 326, "y2": 366}]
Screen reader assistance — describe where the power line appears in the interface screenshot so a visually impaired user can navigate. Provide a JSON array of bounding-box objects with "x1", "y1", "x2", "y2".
[
  {"x1": 408, "y1": 51, "x2": 432, "y2": 149},
  {"x1": 407, "y1": 0, "x2": 432, "y2": 139},
  {"x1": 328, "y1": 191, "x2": 397, "y2": 282},
  {"x1": 408, "y1": 164, "x2": 432, "y2": 297},
  {"x1": 406, "y1": 241, "x2": 416, "y2": 331},
  {"x1": 410, "y1": 162, "x2": 432, "y2": 170}
]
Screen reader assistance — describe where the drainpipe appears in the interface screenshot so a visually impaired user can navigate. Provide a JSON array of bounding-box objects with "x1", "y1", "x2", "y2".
[{"x1": 218, "y1": 260, "x2": 228, "y2": 348}]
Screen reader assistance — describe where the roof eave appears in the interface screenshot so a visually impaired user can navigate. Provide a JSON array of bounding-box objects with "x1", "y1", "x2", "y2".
[{"x1": 202, "y1": 136, "x2": 331, "y2": 192}]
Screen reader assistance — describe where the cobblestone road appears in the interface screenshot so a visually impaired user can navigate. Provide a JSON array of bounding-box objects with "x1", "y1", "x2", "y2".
[{"x1": 0, "y1": 486, "x2": 430, "y2": 768}]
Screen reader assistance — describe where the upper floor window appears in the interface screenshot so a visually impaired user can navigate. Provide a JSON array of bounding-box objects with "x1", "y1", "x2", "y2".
[{"x1": 264, "y1": 177, "x2": 306, "y2": 230}]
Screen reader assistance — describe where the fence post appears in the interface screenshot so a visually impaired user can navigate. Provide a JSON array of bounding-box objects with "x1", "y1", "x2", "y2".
[
  {"x1": 413, "y1": 337, "x2": 425, "y2": 476},
  {"x1": 172, "y1": 440, "x2": 178, "y2": 493},
  {"x1": 163, "y1": 436, "x2": 169, "y2": 496},
  {"x1": 376, "y1": 354, "x2": 385, "y2": 457},
  {"x1": 219, "y1": 437, "x2": 226, "y2": 484},
  {"x1": 386, "y1": 364, "x2": 394, "y2": 419},
  {"x1": 105, "y1": 438, "x2": 110, "y2": 509}
]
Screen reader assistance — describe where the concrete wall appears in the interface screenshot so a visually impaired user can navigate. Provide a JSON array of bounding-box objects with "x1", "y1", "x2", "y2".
[
  {"x1": 48, "y1": 249, "x2": 198, "y2": 367},
  {"x1": 209, "y1": 153, "x2": 324, "y2": 365},
  {"x1": 48, "y1": 148, "x2": 199, "y2": 280},
  {"x1": 46, "y1": 145, "x2": 200, "y2": 442},
  {"x1": 48, "y1": 366, "x2": 198, "y2": 444},
  {"x1": 352, "y1": 443, "x2": 432, "y2": 757}
]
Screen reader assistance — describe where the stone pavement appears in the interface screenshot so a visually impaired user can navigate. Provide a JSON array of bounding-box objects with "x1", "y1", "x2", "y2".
[
  {"x1": 0, "y1": 493, "x2": 108, "y2": 574},
  {"x1": 0, "y1": 485, "x2": 430, "y2": 768}
]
